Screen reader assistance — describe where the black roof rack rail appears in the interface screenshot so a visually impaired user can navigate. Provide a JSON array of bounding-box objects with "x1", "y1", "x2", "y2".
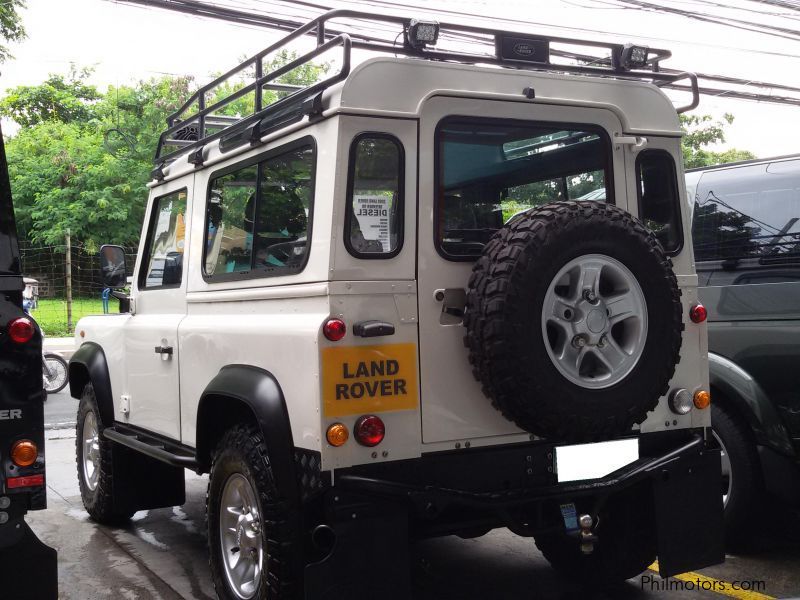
[{"x1": 155, "y1": 8, "x2": 698, "y2": 167}]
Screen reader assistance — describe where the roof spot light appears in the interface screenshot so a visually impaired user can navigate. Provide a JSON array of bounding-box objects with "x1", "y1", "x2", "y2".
[
  {"x1": 616, "y1": 44, "x2": 649, "y2": 70},
  {"x1": 407, "y1": 19, "x2": 439, "y2": 49}
]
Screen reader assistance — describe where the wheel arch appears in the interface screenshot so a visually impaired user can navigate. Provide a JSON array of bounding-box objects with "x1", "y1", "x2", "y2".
[
  {"x1": 68, "y1": 341, "x2": 115, "y2": 427},
  {"x1": 708, "y1": 352, "x2": 795, "y2": 457},
  {"x1": 196, "y1": 364, "x2": 299, "y2": 502}
]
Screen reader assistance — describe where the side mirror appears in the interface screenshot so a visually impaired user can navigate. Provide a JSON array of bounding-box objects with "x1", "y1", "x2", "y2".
[{"x1": 99, "y1": 244, "x2": 127, "y2": 289}]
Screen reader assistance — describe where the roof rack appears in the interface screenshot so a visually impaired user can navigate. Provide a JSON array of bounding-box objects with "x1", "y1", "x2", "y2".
[{"x1": 154, "y1": 8, "x2": 699, "y2": 168}]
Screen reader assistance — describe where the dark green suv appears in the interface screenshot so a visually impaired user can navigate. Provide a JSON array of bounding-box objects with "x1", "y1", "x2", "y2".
[{"x1": 688, "y1": 154, "x2": 800, "y2": 544}]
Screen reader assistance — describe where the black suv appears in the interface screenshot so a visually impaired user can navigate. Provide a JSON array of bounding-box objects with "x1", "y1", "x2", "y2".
[
  {"x1": 688, "y1": 155, "x2": 800, "y2": 543},
  {"x1": 0, "y1": 125, "x2": 58, "y2": 598}
]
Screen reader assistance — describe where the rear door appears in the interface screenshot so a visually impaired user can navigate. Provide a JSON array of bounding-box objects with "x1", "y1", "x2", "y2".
[
  {"x1": 124, "y1": 178, "x2": 191, "y2": 439},
  {"x1": 417, "y1": 97, "x2": 627, "y2": 443}
]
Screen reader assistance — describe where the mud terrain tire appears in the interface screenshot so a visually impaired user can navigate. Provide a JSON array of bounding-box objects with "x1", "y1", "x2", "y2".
[{"x1": 464, "y1": 201, "x2": 682, "y2": 442}]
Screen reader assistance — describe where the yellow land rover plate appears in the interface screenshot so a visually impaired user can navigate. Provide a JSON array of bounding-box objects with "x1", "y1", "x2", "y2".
[{"x1": 322, "y1": 343, "x2": 419, "y2": 417}]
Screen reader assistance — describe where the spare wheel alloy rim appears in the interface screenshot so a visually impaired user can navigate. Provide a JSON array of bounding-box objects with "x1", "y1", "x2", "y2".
[
  {"x1": 220, "y1": 473, "x2": 263, "y2": 599},
  {"x1": 541, "y1": 253, "x2": 648, "y2": 389}
]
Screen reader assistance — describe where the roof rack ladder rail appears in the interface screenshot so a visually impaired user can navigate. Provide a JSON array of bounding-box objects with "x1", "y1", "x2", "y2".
[{"x1": 655, "y1": 72, "x2": 700, "y2": 113}]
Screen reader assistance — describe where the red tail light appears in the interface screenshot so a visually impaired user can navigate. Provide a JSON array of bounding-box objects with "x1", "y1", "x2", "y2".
[
  {"x1": 7, "y1": 317, "x2": 35, "y2": 344},
  {"x1": 354, "y1": 415, "x2": 385, "y2": 447},
  {"x1": 689, "y1": 304, "x2": 707, "y2": 324},
  {"x1": 323, "y1": 318, "x2": 346, "y2": 342}
]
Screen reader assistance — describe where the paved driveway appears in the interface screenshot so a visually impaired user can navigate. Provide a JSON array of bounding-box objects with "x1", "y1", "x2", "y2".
[{"x1": 28, "y1": 430, "x2": 800, "y2": 600}]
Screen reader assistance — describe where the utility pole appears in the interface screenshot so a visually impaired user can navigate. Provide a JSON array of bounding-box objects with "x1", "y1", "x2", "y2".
[{"x1": 65, "y1": 230, "x2": 73, "y2": 333}]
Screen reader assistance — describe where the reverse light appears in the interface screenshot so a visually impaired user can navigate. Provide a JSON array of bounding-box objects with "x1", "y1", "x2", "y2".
[
  {"x1": 326, "y1": 423, "x2": 349, "y2": 447},
  {"x1": 693, "y1": 389, "x2": 711, "y2": 410},
  {"x1": 689, "y1": 304, "x2": 707, "y2": 324},
  {"x1": 669, "y1": 389, "x2": 692, "y2": 415},
  {"x1": 323, "y1": 318, "x2": 346, "y2": 342},
  {"x1": 354, "y1": 415, "x2": 385, "y2": 447},
  {"x1": 7, "y1": 474, "x2": 44, "y2": 489},
  {"x1": 7, "y1": 317, "x2": 35, "y2": 344},
  {"x1": 10, "y1": 440, "x2": 38, "y2": 467}
]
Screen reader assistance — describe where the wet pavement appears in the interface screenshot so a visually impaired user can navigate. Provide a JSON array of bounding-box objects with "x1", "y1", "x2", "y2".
[{"x1": 28, "y1": 430, "x2": 800, "y2": 600}]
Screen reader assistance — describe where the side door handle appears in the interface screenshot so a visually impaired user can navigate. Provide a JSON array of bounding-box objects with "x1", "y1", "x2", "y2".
[{"x1": 154, "y1": 345, "x2": 173, "y2": 361}]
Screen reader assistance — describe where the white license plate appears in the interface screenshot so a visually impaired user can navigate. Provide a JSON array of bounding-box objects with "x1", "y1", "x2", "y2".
[{"x1": 555, "y1": 438, "x2": 639, "y2": 483}]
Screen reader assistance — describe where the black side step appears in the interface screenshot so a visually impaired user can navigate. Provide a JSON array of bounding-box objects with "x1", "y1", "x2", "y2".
[{"x1": 104, "y1": 426, "x2": 199, "y2": 470}]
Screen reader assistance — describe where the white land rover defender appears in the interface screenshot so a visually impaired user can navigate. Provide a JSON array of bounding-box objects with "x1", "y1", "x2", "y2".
[{"x1": 70, "y1": 10, "x2": 724, "y2": 599}]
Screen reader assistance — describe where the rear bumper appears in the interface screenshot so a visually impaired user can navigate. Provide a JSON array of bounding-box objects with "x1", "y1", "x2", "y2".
[{"x1": 305, "y1": 429, "x2": 725, "y2": 597}]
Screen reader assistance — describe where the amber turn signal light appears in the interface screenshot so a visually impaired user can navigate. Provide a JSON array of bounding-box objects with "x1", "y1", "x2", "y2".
[
  {"x1": 693, "y1": 389, "x2": 711, "y2": 409},
  {"x1": 326, "y1": 423, "x2": 349, "y2": 447},
  {"x1": 11, "y1": 440, "x2": 38, "y2": 467}
]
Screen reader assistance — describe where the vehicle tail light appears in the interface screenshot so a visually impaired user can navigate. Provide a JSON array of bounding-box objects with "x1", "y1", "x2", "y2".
[
  {"x1": 668, "y1": 389, "x2": 692, "y2": 415},
  {"x1": 689, "y1": 304, "x2": 707, "y2": 324},
  {"x1": 323, "y1": 318, "x2": 346, "y2": 342},
  {"x1": 7, "y1": 474, "x2": 44, "y2": 489},
  {"x1": 10, "y1": 440, "x2": 38, "y2": 467},
  {"x1": 354, "y1": 415, "x2": 385, "y2": 447},
  {"x1": 7, "y1": 317, "x2": 35, "y2": 344},
  {"x1": 693, "y1": 389, "x2": 711, "y2": 409},
  {"x1": 326, "y1": 423, "x2": 349, "y2": 447}
]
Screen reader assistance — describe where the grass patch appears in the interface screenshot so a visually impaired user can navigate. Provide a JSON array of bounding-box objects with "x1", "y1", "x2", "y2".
[{"x1": 30, "y1": 298, "x2": 107, "y2": 337}]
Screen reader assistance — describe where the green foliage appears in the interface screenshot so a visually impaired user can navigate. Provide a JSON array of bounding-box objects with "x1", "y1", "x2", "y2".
[
  {"x1": 680, "y1": 113, "x2": 756, "y2": 169},
  {"x1": 0, "y1": 67, "x2": 101, "y2": 127},
  {"x1": 0, "y1": 0, "x2": 25, "y2": 63},
  {"x1": 3, "y1": 51, "x2": 326, "y2": 248}
]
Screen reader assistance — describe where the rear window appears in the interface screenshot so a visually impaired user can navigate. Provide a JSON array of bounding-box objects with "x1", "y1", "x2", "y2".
[
  {"x1": 636, "y1": 150, "x2": 682, "y2": 254},
  {"x1": 435, "y1": 118, "x2": 612, "y2": 260},
  {"x1": 692, "y1": 160, "x2": 800, "y2": 263}
]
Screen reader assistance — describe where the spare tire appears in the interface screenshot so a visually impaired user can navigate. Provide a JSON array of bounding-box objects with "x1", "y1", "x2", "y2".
[{"x1": 464, "y1": 201, "x2": 682, "y2": 442}]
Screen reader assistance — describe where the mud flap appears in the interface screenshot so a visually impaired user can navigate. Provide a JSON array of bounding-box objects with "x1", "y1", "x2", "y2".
[
  {"x1": 0, "y1": 518, "x2": 58, "y2": 599},
  {"x1": 652, "y1": 446, "x2": 725, "y2": 577},
  {"x1": 304, "y1": 496, "x2": 410, "y2": 600},
  {"x1": 112, "y1": 443, "x2": 185, "y2": 514}
]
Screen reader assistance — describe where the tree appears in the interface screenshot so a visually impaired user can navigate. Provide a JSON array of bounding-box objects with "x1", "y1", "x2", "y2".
[
  {"x1": 0, "y1": 0, "x2": 25, "y2": 63},
  {"x1": 680, "y1": 113, "x2": 756, "y2": 169},
  {"x1": 3, "y1": 53, "x2": 327, "y2": 248},
  {"x1": 0, "y1": 66, "x2": 101, "y2": 127}
]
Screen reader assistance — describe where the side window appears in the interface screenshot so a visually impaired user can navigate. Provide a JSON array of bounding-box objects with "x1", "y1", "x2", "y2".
[
  {"x1": 346, "y1": 135, "x2": 403, "y2": 257},
  {"x1": 692, "y1": 161, "x2": 800, "y2": 265},
  {"x1": 140, "y1": 189, "x2": 187, "y2": 289},
  {"x1": 636, "y1": 151, "x2": 682, "y2": 254},
  {"x1": 204, "y1": 142, "x2": 315, "y2": 280}
]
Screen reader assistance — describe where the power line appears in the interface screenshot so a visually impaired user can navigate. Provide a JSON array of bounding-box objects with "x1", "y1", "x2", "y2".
[{"x1": 107, "y1": 0, "x2": 800, "y2": 106}]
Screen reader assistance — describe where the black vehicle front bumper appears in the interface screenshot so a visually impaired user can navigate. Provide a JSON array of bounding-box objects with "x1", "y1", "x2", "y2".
[{"x1": 305, "y1": 428, "x2": 725, "y2": 599}]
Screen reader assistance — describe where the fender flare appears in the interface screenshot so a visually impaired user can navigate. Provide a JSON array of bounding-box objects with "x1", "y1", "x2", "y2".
[
  {"x1": 197, "y1": 365, "x2": 298, "y2": 503},
  {"x1": 68, "y1": 341, "x2": 115, "y2": 427},
  {"x1": 708, "y1": 352, "x2": 795, "y2": 457}
]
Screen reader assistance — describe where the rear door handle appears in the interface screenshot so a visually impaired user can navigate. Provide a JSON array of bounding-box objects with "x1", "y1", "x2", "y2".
[
  {"x1": 154, "y1": 345, "x2": 173, "y2": 356},
  {"x1": 353, "y1": 321, "x2": 395, "y2": 338}
]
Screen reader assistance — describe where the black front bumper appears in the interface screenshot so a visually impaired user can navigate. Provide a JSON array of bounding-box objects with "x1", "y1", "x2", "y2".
[{"x1": 305, "y1": 428, "x2": 725, "y2": 599}]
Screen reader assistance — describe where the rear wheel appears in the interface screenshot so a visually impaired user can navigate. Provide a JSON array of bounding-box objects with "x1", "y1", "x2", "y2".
[
  {"x1": 76, "y1": 383, "x2": 133, "y2": 524},
  {"x1": 535, "y1": 484, "x2": 656, "y2": 585},
  {"x1": 207, "y1": 424, "x2": 302, "y2": 600}
]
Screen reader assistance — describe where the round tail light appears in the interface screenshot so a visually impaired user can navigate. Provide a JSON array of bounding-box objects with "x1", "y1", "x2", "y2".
[
  {"x1": 693, "y1": 389, "x2": 711, "y2": 409},
  {"x1": 323, "y1": 318, "x2": 346, "y2": 342},
  {"x1": 11, "y1": 440, "x2": 38, "y2": 467},
  {"x1": 354, "y1": 415, "x2": 385, "y2": 447},
  {"x1": 689, "y1": 304, "x2": 707, "y2": 324},
  {"x1": 8, "y1": 317, "x2": 35, "y2": 344}
]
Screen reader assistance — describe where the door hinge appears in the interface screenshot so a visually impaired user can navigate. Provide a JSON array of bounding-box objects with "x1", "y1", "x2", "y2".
[{"x1": 120, "y1": 394, "x2": 130, "y2": 417}]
